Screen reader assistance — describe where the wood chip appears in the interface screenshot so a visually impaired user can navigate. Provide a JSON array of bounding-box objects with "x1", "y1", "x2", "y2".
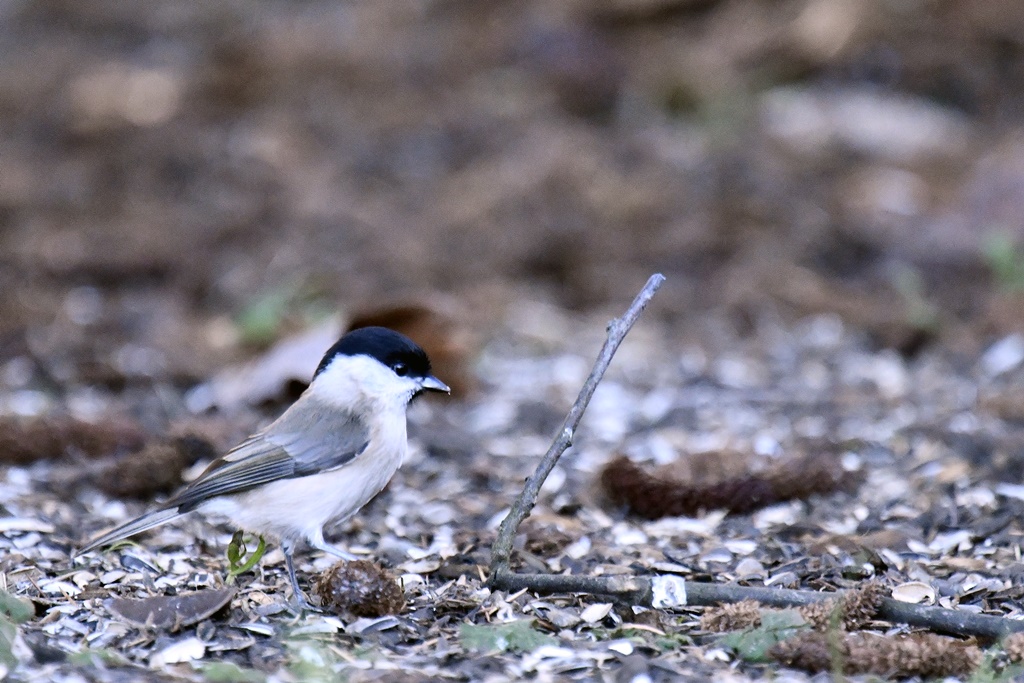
[{"x1": 106, "y1": 588, "x2": 236, "y2": 630}]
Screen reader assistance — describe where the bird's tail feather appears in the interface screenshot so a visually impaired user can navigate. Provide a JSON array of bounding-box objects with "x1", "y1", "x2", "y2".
[{"x1": 78, "y1": 507, "x2": 183, "y2": 554}]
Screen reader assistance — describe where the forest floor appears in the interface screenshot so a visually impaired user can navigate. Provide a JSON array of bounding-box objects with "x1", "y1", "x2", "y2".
[{"x1": 4, "y1": 1, "x2": 1024, "y2": 680}]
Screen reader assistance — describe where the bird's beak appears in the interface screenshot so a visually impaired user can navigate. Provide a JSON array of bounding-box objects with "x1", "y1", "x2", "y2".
[{"x1": 420, "y1": 375, "x2": 450, "y2": 393}]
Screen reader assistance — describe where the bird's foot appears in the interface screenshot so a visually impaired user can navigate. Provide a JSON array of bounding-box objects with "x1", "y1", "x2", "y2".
[{"x1": 285, "y1": 591, "x2": 322, "y2": 614}]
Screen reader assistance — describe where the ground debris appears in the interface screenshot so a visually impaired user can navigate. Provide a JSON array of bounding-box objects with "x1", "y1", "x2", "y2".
[
  {"x1": 599, "y1": 448, "x2": 863, "y2": 519},
  {"x1": 314, "y1": 560, "x2": 406, "y2": 618},
  {"x1": 769, "y1": 631, "x2": 983, "y2": 678},
  {"x1": 1, "y1": 1, "x2": 1023, "y2": 679},
  {"x1": 0, "y1": 415, "x2": 148, "y2": 465},
  {"x1": 105, "y1": 588, "x2": 235, "y2": 631}
]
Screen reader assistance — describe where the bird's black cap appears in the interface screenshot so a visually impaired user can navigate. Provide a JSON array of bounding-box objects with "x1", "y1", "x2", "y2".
[{"x1": 313, "y1": 326, "x2": 432, "y2": 380}]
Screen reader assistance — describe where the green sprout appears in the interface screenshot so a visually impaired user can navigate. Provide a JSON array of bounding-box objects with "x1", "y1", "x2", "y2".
[
  {"x1": 225, "y1": 531, "x2": 267, "y2": 584},
  {"x1": 235, "y1": 280, "x2": 336, "y2": 347},
  {"x1": 983, "y1": 233, "x2": 1024, "y2": 293},
  {"x1": 892, "y1": 265, "x2": 939, "y2": 330}
]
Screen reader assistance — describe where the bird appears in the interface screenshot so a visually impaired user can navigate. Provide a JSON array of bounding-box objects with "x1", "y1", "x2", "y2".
[{"x1": 80, "y1": 326, "x2": 450, "y2": 607}]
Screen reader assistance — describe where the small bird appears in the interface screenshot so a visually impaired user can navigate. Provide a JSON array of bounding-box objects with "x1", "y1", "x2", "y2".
[{"x1": 80, "y1": 326, "x2": 450, "y2": 606}]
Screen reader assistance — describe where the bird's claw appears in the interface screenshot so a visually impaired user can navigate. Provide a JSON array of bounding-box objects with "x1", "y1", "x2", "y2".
[{"x1": 285, "y1": 592, "x2": 322, "y2": 614}]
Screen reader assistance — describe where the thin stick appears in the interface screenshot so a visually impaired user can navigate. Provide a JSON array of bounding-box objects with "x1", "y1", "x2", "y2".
[
  {"x1": 482, "y1": 271, "x2": 1024, "y2": 641},
  {"x1": 491, "y1": 573, "x2": 1024, "y2": 640},
  {"x1": 488, "y1": 274, "x2": 666, "y2": 578}
]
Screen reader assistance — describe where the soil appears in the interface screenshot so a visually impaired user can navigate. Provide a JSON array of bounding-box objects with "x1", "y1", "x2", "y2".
[{"x1": 3, "y1": 1, "x2": 1024, "y2": 680}]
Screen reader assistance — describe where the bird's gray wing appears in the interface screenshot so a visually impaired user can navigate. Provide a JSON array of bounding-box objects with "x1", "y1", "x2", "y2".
[{"x1": 172, "y1": 404, "x2": 370, "y2": 512}]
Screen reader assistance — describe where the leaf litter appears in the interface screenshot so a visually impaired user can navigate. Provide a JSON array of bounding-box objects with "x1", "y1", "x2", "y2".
[
  {"x1": 4, "y1": 0, "x2": 1024, "y2": 678},
  {"x1": 3, "y1": 295, "x2": 1024, "y2": 680}
]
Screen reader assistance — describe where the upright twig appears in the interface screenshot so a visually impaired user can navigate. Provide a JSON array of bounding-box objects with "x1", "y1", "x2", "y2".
[
  {"x1": 482, "y1": 271, "x2": 1024, "y2": 642},
  {"x1": 489, "y1": 273, "x2": 665, "y2": 581}
]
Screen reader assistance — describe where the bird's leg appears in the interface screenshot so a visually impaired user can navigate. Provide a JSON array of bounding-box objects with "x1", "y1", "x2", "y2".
[
  {"x1": 281, "y1": 540, "x2": 317, "y2": 611},
  {"x1": 310, "y1": 530, "x2": 358, "y2": 561}
]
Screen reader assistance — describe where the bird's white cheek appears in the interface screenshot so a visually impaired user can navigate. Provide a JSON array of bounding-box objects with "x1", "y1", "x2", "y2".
[{"x1": 310, "y1": 355, "x2": 419, "y2": 410}]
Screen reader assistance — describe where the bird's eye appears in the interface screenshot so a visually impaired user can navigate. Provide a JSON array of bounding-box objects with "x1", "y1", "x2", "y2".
[{"x1": 392, "y1": 362, "x2": 409, "y2": 377}]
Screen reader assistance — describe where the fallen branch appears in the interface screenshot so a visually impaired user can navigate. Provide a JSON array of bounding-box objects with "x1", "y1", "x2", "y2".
[
  {"x1": 491, "y1": 573, "x2": 1024, "y2": 640},
  {"x1": 484, "y1": 272, "x2": 1024, "y2": 642},
  {"x1": 489, "y1": 273, "x2": 666, "y2": 577}
]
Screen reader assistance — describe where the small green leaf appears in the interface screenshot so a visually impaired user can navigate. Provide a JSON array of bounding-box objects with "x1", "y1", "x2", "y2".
[
  {"x1": 0, "y1": 615, "x2": 20, "y2": 672},
  {"x1": 720, "y1": 609, "x2": 809, "y2": 663},
  {"x1": 236, "y1": 285, "x2": 298, "y2": 346},
  {"x1": 286, "y1": 641, "x2": 340, "y2": 683},
  {"x1": 198, "y1": 661, "x2": 267, "y2": 683},
  {"x1": 226, "y1": 535, "x2": 267, "y2": 584},
  {"x1": 67, "y1": 649, "x2": 129, "y2": 667},
  {"x1": 614, "y1": 628, "x2": 690, "y2": 653},
  {"x1": 0, "y1": 591, "x2": 33, "y2": 624},
  {"x1": 760, "y1": 609, "x2": 808, "y2": 630},
  {"x1": 983, "y1": 232, "x2": 1024, "y2": 292},
  {"x1": 459, "y1": 620, "x2": 556, "y2": 653},
  {"x1": 227, "y1": 531, "x2": 244, "y2": 566},
  {"x1": 233, "y1": 536, "x2": 267, "y2": 576}
]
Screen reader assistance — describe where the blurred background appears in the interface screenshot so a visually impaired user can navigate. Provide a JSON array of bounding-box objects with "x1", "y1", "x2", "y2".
[
  {"x1": 3, "y1": 0, "x2": 1024, "y2": 391},
  {"x1": 7, "y1": 4, "x2": 1024, "y2": 675}
]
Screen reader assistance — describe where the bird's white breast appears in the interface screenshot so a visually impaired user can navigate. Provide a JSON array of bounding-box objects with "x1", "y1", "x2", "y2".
[{"x1": 199, "y1": 403, "x2": 409, "y2": 544}]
